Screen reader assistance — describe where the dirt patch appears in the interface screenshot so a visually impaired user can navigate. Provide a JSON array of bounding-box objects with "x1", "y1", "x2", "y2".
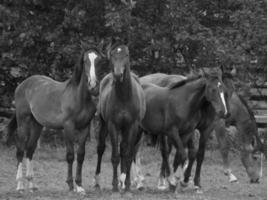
[{"x1": 0, "y1": 142, "x2": 266, "y2": 200}]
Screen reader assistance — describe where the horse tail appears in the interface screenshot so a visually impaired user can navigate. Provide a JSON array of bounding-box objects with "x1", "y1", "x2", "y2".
[{"x1": 4, "y1": 115, "x2": 17, "y2": 146}]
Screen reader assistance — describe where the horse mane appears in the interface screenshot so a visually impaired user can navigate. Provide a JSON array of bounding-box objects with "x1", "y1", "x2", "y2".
[
  {"x1": 238, "y1": 95, "x2": 256, "y2": 122},
  {"x1": 69, "y1": 50, "x2": 85, "y2": 86},
  {"x1": 168, "y1": 75, "x2": 201, "y2": 90}
]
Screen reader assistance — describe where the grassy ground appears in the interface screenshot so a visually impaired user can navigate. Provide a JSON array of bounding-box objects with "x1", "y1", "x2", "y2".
[{"x1": 0, "y1": 139, "x2": 267, "y2": 200}]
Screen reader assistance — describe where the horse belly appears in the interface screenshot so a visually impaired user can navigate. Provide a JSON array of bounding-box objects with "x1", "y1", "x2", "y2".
[
  {"x1": 113, "y1": 110, "x2": 134, "y2": 127},
  {"x1": 27, "y1": 90, "x2": 64, "y2": 129},
  {"x1": 141, "y1": 111, "x2": 163, "y2": 134}
]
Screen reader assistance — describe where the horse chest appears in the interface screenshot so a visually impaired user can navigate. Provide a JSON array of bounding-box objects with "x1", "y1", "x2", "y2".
[
  {"x1": 74, "y1": 104, "x2": 96, "y2": 129},
  {"x1": 112, "y1": 107, "x2": 135, "y2": 125}
]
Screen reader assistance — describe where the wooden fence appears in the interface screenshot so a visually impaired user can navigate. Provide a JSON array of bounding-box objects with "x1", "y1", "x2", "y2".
[{"x1": 250, "y1": 84, "x2": 267, "y2": 128}]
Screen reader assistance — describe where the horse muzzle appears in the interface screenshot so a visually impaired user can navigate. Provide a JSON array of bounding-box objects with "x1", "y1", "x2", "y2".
[
  {"x1": 218, "y1": 110, "x2": 230, "y2": 119},
  {"x1": 114, "y1": 73, "x2": 124, "y2": 82},
  {"x1": 250, "y1": 177, "x2": 260, "y2": 184}
]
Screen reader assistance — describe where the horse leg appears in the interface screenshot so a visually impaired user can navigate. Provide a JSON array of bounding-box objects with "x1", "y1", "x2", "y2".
[
  {"x1": 109, "y1": 123, "x2": 120, "y2": 192},
  {"x1": 120, "y1": 123, "x2": 138, "y2": 191},
  {"x1": 75, "y1": 126, "x2": 90, "y2": 194},
  {"x1": 158, "y1": 135, "x2": 171, "y2": 190},
  {"x1": 15, "y1": 116, "x2": 31, "y2": 192},
  {"x1": 183, "y1": 137, "x2": 197, "y2": 187},
  {"x1": 25, "y1": 116, "x2": 42, "y2": 192},
  {"x1": 131, "y1": 128, "x2": 144, "y2": 190},
  {"x1": 166, "y1": 127, "x2": 186, "y2": 191},
  {"x1": 94, "y1": 116, "x2": 108, "y2": 188},
  {"x1": 64, "y1": 123, "x2": 75, "y2": 191},
  {"x1": 215, "y1": 127, "x2": 237, "y2": 183}
]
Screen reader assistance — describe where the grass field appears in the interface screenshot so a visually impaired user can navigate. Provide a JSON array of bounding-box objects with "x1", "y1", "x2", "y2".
[{"x1": 0, "y1": 139, "x2": 267, "y2": 200}]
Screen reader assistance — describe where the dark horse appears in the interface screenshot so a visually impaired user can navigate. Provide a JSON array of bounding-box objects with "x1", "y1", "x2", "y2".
[
  {"x1": 214, "y1": 71, "x2": 265, "y2": 183},
  {"x1": 5, "y1": 43, "x2": 104, "y2": 193},
  {"x1": 94, "y1": 44, "x2": 146, "y2": 191},
  {"x1": 138, "y1": 69, "x2": 229, "y2": 190},
  {"x1": 137, "y1": 71, "x2": 264, "y2": 191}
]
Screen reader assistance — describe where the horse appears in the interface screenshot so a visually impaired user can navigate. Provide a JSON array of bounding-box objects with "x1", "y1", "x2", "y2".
[
  {"x1": 214, "y1": 70, "x2": 265, "y2": 183},
  {"x1": 94, "y1": 43, "x2": 146, "y2": 191},
  {"x1": 137, "y1": 69, "x2": 229, "y2": 191},
  {"x1": 137, "y1": 71, "x2": 264, "y2": 191},
  {"x1": 4, "y1": 43, "x2": 105, "y2": 193}
]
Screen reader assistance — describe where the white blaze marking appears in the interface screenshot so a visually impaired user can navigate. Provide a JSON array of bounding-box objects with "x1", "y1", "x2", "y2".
[
  {"x1": 117, "y1": 47, "x2": 122, "y2": 52},
  {"x1": 88, "y1": 52, "x2": 98, "y2": 88},
  {"x1": 218, "y1": 82, "x2": 228, "y2": 115}
]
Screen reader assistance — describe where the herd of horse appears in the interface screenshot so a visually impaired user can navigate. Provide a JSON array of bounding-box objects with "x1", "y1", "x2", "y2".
[{"x1": 4, "y1": 41, "x2": 267, "y2": 195}]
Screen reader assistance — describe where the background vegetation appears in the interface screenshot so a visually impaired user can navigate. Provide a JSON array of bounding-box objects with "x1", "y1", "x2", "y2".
[{"x1": 1, "y1": 0, "x2": 267, "y2": 107}]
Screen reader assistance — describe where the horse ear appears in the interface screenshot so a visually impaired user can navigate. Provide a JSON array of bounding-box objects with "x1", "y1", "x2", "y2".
[
  {"x1": 217, "y1": 66, "x2": 223, "y2": 78},
  {"x1": 80, "y1": 41, "x2": 87, "y2": 50},
  {"x1": 97, "y1": 39, "x2": 105, "y2": 51},
  {"x1": 220, "y1": 65, "x2": 225, "y2": 73},
  {"x1": 230, "y1": 66, "x2": 237, "y2": 76},
  {"x1": 106, "y1": 41, "x2": 112, "y2": 59},
  {"x1": 199, "y1": 67, "x2": 207, "y2": 77}
]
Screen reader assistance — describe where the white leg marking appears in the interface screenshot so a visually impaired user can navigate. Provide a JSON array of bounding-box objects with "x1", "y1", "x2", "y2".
[
  {"x1": 16, "y1": 162, "x2": 24, "y2": 191},
  {"x1": 157, "y1": 176, "x2": 168, "y2": 190},
  {"x1": 132, "y1": 158, "x2": 145, "y2": 189},
  {"x1": 224, "y1": 169, "x2": 238, "y2": 182},
  {"x1": 119, "y1": 173, "x2": 126, "y2": 189},
  {"x1": 260, "y1": 153, "x2": 263, "y2": 178},
  {"x1": 88, "y1": 52, "x2": 97, "y2": 88},
  {"x1": 76, "y1": 185, "x2": 86, "y2": 194},
  {"x1": 26, "y1": 158, "x2": 34, "y2": 179},
  {"x1": 26, "y1": 158, "x2": 38, "y2": 190},
  {"x1": 220, "y1": 91, "x2": 228, "y2": 115},
  {"x1": 168, "y1": 172, "x2": 177, "y2": 186}
]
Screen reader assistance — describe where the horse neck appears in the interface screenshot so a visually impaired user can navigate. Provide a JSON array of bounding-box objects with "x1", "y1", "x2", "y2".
[
  {"x1": 231, "y1": 93, "x2": 253, "y2": 124},
  {"x1": 230, "y1": 93, "x2": 258, "y2": 135},
  {"x1": 183, "y1": 78, "x2": 206, "y2": 109},
  {"x1": 114, "y1": 65, "x2": 132, "y2": 101},
  {"x1": 73, "y1": 73, "x2": 92, "y2": 105}
]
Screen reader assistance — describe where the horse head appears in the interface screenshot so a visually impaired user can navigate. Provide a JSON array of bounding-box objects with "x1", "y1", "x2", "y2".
[
  {"x1": 108, "y1": 43, "x2": 130, "y2": 82},
  {"x1": 202, "y1": 68, "x2": 230, "y2": 118},
  {"x1": 74, "y1": 40, "x2": 106, "y2": 94}
]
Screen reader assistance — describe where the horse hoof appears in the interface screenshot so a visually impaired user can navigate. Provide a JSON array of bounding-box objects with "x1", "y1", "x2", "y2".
[
  {"x1": 194, "y1": 186, "x2": 203, "y2": 194},
  {"x1": 112, "y1": 186, "x2": 119, "y2": 192},
  {"x1": 180, "y1": 181, "x2": 188, "y2": 188},
  {"x1": 157, "y1": 184, "x2": 168, "y2": 191},
  {"x1": 16, "y1": 188, "x2": 25, "y2": 194},
  {"x1": 229, "y1": 174, "x2": 238, "y2": 183},
  {"x1": 29, "y1": 187, "x2": 39, "y2": 193},
  {"x1": 169, "y1": 184, "x2": 176, "y2": 193},
  {"x1": 196, "y1": 188, "x2": 203, "y2": 194},
  {"x1": 75, "y1": 186, "x2": 86, "y2": 195},
  {"x1": 123, "y1": 191, "x2": 133, "y2": 198},
  {"x1": 94, "y1": 184, "x2": 101, "y2": 190}
]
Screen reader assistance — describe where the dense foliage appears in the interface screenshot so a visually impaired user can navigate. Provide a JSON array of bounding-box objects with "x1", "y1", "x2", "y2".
[{"x1": 1, "y1": 0, "x2": 267, "y2": 107}]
